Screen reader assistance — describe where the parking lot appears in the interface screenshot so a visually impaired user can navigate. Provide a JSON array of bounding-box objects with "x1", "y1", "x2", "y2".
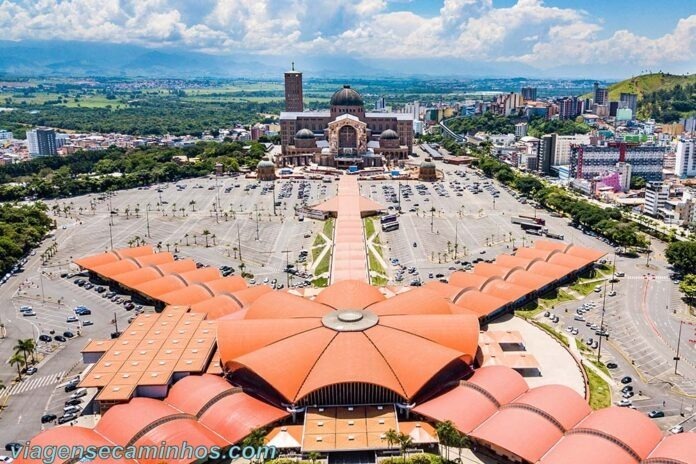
[{"x1": 360, "y1": 165, "x2": 610, "y2": 285}]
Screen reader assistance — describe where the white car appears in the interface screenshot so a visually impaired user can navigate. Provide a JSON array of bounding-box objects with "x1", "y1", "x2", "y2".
[
  {"x1": 0, "y1": 455, "x2": 14, "y2": 464},
  {"x1": 670, "y1": 425, "x2": 684, "y2": 434},
  {"x1": 618, "y1": 399, "x2": 632, "y2": 407}
]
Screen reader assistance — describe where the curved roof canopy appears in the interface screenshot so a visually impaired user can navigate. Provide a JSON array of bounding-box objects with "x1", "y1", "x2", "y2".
[{"x1": 218, "y1": 288, "x2": 479, "y2": 404}]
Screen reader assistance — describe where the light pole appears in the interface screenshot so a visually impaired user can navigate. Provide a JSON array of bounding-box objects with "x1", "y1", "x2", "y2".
[
  {"x1": 145, "y1": 203, "x2": 151, "y2": 238},
  {"x1": 39, "y1": 269, "x2": 46, "y2": 303},
  {"x1": 454, "y1": 222, "x2": 459, "y2": 260},
  {"x1": 674, "y1": 320, "x2": 684, "y2": 375},
  {"x1": 597, "y1": 279, "x2": 608, "y2": 362},
  {"x1": 610, "y1": 252, "x2": 617, "y2": 292},
  {"x1": 108, "y1": 222, "x2": 114, "y2": 250}
]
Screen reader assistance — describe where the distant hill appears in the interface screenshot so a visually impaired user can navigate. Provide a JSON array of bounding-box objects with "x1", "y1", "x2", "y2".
[{"x1": 582, "y1": 73, "x2": 696, "y2": 100}]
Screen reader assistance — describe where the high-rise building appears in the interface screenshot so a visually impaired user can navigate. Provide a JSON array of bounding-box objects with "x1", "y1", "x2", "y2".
[
  {"x1": 515, "y1": 122, "x2": 528, "y2": 138},
  {"x1": 0, "y1": 129, "x2": 13, "y2": 140},
  {"x1": 644, "y1": 182, "x2": 669, "y2": 216},
  {"x1": 521, "y1": 86, "x2": 537, "y2": 102},
  {"x1": 619, "y1": 93, "x2": 638, "y2": 118},
  {"x1": 593, "y1": 82, "x2": 608, "y2": 105},
  {"x1": 539, "y1": 134, "x2": 557, "y2": 174},
  {"x1": 570, "y1": 143, "x2": 665, "y2": 182},
  {"x1": 557, "y1": 97, "x2": 582, "y2": 120},
  {"x1": 675, "y1": 138, "x2": 696, "y2": 177},
  {"x1": 609, "y1": 101, "x2": 619, "y2": 118},
  {"x1": 26, "y1": 127, "x2": 57, "y2": 157},
  {"x1": 375, "y1": 96, "x2": 386, "y2": 111},
  {"x1": 284, "y1": 62, "x2": 303, "y2": 112}
]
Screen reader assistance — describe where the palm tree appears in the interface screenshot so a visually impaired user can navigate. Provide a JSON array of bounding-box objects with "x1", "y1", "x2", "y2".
[
  {"x1": 308, "y1": 451, "x2": 320, "y2": 464},
  {"x1": 397, "y1": 432, "x2": 413, "y2": 464},
  {"x1": 15, "y1": 338, "x2": 36, "y2": 364},
  {"x1": 9, "y1": 353, "x2": 25, "y2": 381},
  {"x1": 189, "y1": 200, "x2": 196, "y2": 212},
  {"x1": 184, "y1": 233, "x2": 189, "y2": 246},
  {"x1": 202, "y1": 229, "x2": 211, "y2": 247},
  {"x1": 383, "y1": 428, "x2": 398, "y2": 450}
]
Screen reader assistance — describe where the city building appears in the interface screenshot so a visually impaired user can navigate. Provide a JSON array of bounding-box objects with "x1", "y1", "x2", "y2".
[
  {"x1": 279, "y1": 80, "x2": 413, "y2": 169},
  {"x1": 284, "y1": 62, "x2": 303, "y2": 112},
  {"x1": 570, "y1": 143, "x2": 666, "y2": 182},
  {"x1": 539, "y1": 134, "x2": 556, "y2": 174},
  {"x1": 644, "y1": 181, "x2": 670, "y2": 216},
  {"x1": 674, "y1": 138, "x2": 696, "y2": 177},
  {"x1": 256, "y1": 158, "x2": 276, "y2": 181},
  {"x1": 0, "y1": 129, "x2": 13, "y2": 140},
  {"x1": 619, "y1": 92, "x2": 638, "y2": 118},
  {"x1": 418, "y1": 158, "x2": 438, "y2": 181},
  {"x1": 557, "y1": 97, "x2": 583, "y2": 120},
  {"x1": 609, "y1": 101, "x2": 619, "y2": 118},
  {"x1": 515, "y1": 122, "x2": 528, "y2": 138},
  {"x1": 521, "y1": 86, "x2": 537, "y2": 102},
  {"x1": 26, "y1": 127, "x2": 57, "y2": 157},
  {"x1": 375, "y1": 96, "x2": 386, "y2": 111},
  {"x1": 490, "y1": 92, "x2": 522, "y2": 117},
  {"x1": 593, "y1": 82, "x2": 608, "y2": 105}
]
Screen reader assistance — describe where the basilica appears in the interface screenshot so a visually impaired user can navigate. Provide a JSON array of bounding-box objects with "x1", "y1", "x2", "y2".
[{"x1": 278, "y1": 68, "x2": 413, "y2": 168}]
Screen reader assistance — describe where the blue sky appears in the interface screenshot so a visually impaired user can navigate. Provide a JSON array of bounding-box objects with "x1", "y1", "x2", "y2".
[{"x1": 0, "y1": 0, "x2": 693, "y2": 77}]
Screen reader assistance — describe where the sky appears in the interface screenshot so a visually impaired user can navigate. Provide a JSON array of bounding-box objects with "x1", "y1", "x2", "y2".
[{"x1": 0, "y1": 0, "x2": 694, "y2": 77}]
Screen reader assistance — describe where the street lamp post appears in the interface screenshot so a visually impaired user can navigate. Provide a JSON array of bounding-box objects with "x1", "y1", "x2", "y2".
[
  {"x1": 610, "y1": 252, "x2": 617, "y2": 292},
  {"x1": 597, "y1": 280, "x2": 608, "y2": 362},
  {"x1": 674, "y1": 320, "x2": 684, "y2": 375},
  {"x1": 145, "y1": 203, "x2": 151, "y2": 238},
  {"x1": 108, "y1": 222, "x2": 114, "y2": 250}
]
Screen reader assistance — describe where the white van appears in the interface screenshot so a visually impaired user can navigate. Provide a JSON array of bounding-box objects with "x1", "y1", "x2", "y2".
[
  {"x1": 70, "y1": 388, "x2": 87, "y2": 400},
  {"x1": 574, "y1": 315, "x2": 586, "y2": 322}
]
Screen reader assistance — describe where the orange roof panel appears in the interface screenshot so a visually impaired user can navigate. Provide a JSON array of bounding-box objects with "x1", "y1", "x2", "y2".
[{"x1": 315, "y1": 280, "x2": 385, "y2": 309}]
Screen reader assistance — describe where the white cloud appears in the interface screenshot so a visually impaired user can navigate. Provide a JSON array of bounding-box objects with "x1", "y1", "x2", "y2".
[{"x1": 0, "y1": 0, "x2": 692, "y2": 71}]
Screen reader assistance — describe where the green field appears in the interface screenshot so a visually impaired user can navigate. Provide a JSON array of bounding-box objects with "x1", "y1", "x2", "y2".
[
  {"x1": 581, "y1": 73, "x2": 696, "y2": 101},
  {"x1": 586, "y1": 366, "x2": 612, "y2": 409}
]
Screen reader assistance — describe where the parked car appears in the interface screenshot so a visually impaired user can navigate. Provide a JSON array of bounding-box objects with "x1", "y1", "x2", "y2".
[
  {"x1": 82, "y1": 320, "x2": 93, "y2": 326},
  {"x1": 38, "y1": 335, "x2": 52, "y2": 342},
  {"x1": 621, "y1": 376, "x2": 632, "y2": 384},
  {"x1": 63, "y1": 331, "x2": 75, "y2": 339},
  {"x1": 25, "y1": 366, "x2": 37, "y2": 375},
  {"x1": 53, "y1": 335, "x2": 66, "y2": 343},
  {"x1": 648, "y1": 410, "x2": 665, "y2": 418},
  {"x1": 670, "y1": 425, "x2": 684, "y2": 434},
  {"x1": 66, "y1": 316, "x2": 78, "y2": 323},
  {"x1": 40, "y1": 413, "x2": 57, "y2": 424},
  {"x1": 70, "y1": 388, "x2": 87, "y2": 399},
  {"x1": 57, "y1": 413, "x2": 77, "y2": 425},
  {"x1": 606, "y1": 362, "x2": 618, "y2": 369}
]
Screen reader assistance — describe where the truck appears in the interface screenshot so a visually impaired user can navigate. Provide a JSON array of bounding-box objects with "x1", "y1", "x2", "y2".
[
  {"x1": 544, "y1": 231, "x2": 564, "y2": 240},
  {"x1": 518, "y1": 215, "x2": 546, "y2": 225},
  {"x1": 511, "y1": 217, "x2": 545, "y2": 230}
]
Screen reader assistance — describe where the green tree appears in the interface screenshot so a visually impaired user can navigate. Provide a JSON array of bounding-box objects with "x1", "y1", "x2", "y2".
[
  {"x1": 383, "y1": 428, "x2": 399, "y2": 449},
  {"x1": 679, "y1": 274, "x2": 696, "y2": 305},
  {"x1": 666, "y1": 241, "x2": 696, "y2": 275},
  {"x1": 14, "y1": 338, "x2": 36, "y2": 364},
  {"x1": 9, "y1": 352, "x2": 25, "y2": 381},
  {"x1": 202, "y1": 229, "x2": 211, "y2": 248}
]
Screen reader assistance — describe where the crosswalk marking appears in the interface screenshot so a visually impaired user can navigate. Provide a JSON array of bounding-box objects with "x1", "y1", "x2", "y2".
[{"x1": 0, "y1": 370, "x2": 65, "y2": 398}]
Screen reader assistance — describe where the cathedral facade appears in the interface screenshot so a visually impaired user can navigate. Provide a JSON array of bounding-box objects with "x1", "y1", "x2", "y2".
[{"x1": 279, "y1": 71, "x2": 413, "y2": 168}]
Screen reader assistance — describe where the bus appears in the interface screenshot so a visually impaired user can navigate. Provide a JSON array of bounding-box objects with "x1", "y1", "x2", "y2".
[
  {"x1": 380, "y1": 214, "x2": 398, "y2": 225},
  {"x1": 382, "y1": 222, "x2": 399, "y2": 232}
]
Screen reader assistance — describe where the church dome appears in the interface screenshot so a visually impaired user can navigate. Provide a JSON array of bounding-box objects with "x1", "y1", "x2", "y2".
[
  {"x1": 380, "y1": 129, "x2": 399, "y2": 140},
  {"x1": 330, "y1": 85, "x2": 364, "y2": 107},
  {"x1": 421, "y1": 158, "x2": 436, "y2": 169},
  {"x1": 257, "y1": 158, "x2": 275, "y2": 168},
  {"x1": 295, "y1": 128, "x2": 315, "y2": 139}
]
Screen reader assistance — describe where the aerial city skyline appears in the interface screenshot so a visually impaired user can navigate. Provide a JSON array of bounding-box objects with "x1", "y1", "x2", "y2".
[{"x1": 0, "y1": 1, "x2": 695, "y2": 464}]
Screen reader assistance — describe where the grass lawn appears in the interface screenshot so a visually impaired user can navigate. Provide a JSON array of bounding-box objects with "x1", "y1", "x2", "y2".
[
  {"x1": 312, "y1": 277, "x2": 328, "y2": 287},
  {"x1": 590, "y1": 359, "x2": 611, "y2": 377},
  {"x1": 315, "y1": 251, "x2": 331, "y2": 276},
  {"x1": 323, "y1": 218, "x2": 335, "y2": 239},
  {"x1": 586, "y1": 366, "x2": 612, "y2": 409},
  {"x1": 534, "y1": 321, "x2": 569, "y2": 347},
  {"x1": 363, "y1": 217, "x2": 376, "y2": 239},
  {"x1": 571, "y1": 280, "x2": 602, "y2": 296}
]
